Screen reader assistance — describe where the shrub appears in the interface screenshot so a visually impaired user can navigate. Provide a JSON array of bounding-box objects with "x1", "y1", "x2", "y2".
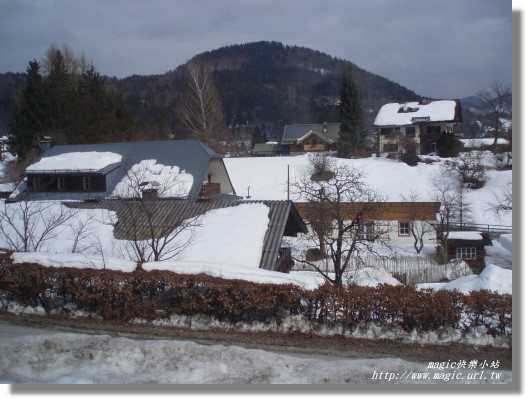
[{"x1": 0, "y1": 251, "x2": 512, "y2": 335}]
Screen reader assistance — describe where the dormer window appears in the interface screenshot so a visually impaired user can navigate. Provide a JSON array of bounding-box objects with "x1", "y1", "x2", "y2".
[
  {"x1": 57, "y1": 177, "x2": 66, "y2": 191},
  {"x1": 83, "y1": 176, "x2": 93, "y2": 191}
]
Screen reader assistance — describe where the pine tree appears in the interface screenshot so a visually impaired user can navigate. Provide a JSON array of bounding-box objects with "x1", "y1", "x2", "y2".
[
  {"x1": 45, "y1": 49, "x2": 75, "y2": 143},
  {"x1": 251, "y1": 125, "x2": 267, "y2": 148},
  {"x1": 75, "y1": 65, "x2": 107, "y2": 143},
  {"x1": 8, "y1": 60, "x2": 47, "y2": 161},
  {"x1": 337, "y1": 66, "x2": 366, "y2": 157}
]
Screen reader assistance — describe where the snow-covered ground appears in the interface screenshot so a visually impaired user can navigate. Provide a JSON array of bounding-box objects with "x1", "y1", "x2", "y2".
[
  {"x1": 224, "y1": 152, "x2": 512, "y2": 227},
  {"x1": 0, "y1": 322, "x2": 511, "y2": 384}
]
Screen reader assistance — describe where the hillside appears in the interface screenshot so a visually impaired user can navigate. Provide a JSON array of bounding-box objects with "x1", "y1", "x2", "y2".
[
  {"x1": 115, "y1": 41, "x2": 423, "y2": 139},
  {"x1": 0, "y1": 41, "x2": 422, "y2": 137}
]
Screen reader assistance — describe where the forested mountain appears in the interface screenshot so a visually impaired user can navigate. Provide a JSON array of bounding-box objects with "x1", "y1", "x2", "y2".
[{"x1": 0, "y1": 41, "x2": 423, "y2": 140}]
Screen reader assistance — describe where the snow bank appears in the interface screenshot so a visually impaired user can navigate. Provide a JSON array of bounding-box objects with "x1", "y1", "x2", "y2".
[
  {"x1": 0, "y1": 333, "x2": 511, "y2": 384},
  {"x1": 112, "y1": 159, "x2": 193, "y2": 198},
  {"x1": 499, "y1": 234, "x2": 512, "y2": 252},
  {"x1": 442, "y1": 264, "x2": 512, "y2": 295},
  {"x1": 26, "y1": 152, "x2": 122, "y2": 172},
  {"x1": 348, "y1": 266, "x2": 402, "y2": 287},
  {"x1": 11, "y1": 252, "x2": 137, "y2": 273}
]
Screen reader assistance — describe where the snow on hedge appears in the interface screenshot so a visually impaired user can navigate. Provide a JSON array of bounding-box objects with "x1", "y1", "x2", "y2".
[
  {"x1": 26, "y1": 152, "x2": 122, "y2": 172},
  {"x1": 12, "y1": 252, "x2": 137, "y2": 272}
]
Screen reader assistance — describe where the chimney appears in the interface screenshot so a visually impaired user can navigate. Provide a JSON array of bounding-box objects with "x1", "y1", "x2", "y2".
[
  {"x1": 141, "y1": 188, "x2": 159, "y2": 201},
  {"x1": 39, "y1": 136, "x2": 52, "y2": 154}
]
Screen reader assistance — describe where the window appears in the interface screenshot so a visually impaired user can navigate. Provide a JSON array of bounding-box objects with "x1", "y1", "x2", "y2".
[
  {"x1": 405, "y1": 126, "x2": 416, "y2": 136},
  {"x1": 30, "y1": 178, "x2": 41, "y2": 192},
  {"x1": 427, "y1": 125, "x2": 441, "y2": 134},
  {"x1": 57, "y1": 177, "x2": 66, "y2": 191},
  {"x1": 380, "y1": 128, "x2": 392, "y2": 136},
  {"x1": 399, "y1": 221, "x2": 411, "y2": 236},
  {"x1": 358, "y1": 222, "x2": 375, "y2": 241},
  {"x1": 383, "y1": 143, "x2": 399, "y2": 153},
  {"x1": 83, "y1": 176, "x2": 93, "y2": 191},
  {"x1": 456, "y1": 247, "x2": 477, "y2": 260}
]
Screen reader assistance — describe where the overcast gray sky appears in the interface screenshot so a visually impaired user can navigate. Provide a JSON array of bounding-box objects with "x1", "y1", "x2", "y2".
[{"x1": 0, "y1": 0, "x2": 513, "y2": 99}]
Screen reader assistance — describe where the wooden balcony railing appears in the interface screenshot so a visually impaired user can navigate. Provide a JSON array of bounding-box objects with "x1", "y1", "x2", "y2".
[{"x1": 200, "y1": 182, "x2": 221, "y2": 197}]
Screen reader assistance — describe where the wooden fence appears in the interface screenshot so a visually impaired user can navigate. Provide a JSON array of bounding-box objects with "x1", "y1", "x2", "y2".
[{"x1": 292, "y1": 254, "x2": 473, "y2": 285}]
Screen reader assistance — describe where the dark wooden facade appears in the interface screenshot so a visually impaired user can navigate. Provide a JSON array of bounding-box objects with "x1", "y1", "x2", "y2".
[{"x1": 27, "y1": 173, "x2": 107, "y2": 193}]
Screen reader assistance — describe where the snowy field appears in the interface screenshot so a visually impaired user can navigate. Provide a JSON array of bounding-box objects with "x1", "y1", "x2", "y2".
[
  {"x1": 224, "y1": 152, "x2": 513, "y2": 227},
  {"x1": 0, "y1": 323, "x2": 512, "y2": 384}
]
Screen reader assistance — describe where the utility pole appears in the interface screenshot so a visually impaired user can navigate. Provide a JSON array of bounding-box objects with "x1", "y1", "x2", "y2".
[{"x1": 287, "y1": 164, "x2": 290, "y2": 201}]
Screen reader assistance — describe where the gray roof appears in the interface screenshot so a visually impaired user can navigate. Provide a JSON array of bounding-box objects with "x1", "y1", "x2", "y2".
[
  {"x1": 252, "y1": 143, "x2": 278, "y2": 155},
  {"x1": 27, "y1": 140, "x2": 221, "y2": 201},
  {"x1": 66, "y1": 199, "x2": 307, "y2": 272},
  {"x1": 281, "y1": 123, "x2": 340, "y2": 144}
]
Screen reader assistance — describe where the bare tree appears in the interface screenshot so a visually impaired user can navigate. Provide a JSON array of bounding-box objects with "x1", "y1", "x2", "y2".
[
  {"x1": 177, "y1": 61, "x2": 230, "y2": 154},
  {"x1": 0, "y1": 197, "x2": 75, "y2": 252},
  {"x1": 447, "y1": 151, "x2": 488, "y2": 189},
  {"x1": 292, "y1": 156, "x2": 388, "y2": 285},
  {"x1": 105, "y1": 161, "x2": 201, "y2": 263},
  {"x1": 400, "y1": 192, "x2": 436, "y2": 254},
  {"x1": 42, "y1": 43, "x2": 89, "y2": 76},
  {"x1": 429, "y1": 167, "x2": 473, "y2": 260},
  {"x1": 476, "y1": 80, "x2": 512, "y2": 154},
  {"x1": 487, "y1": 179, "x2": 512, "y2": 218}
]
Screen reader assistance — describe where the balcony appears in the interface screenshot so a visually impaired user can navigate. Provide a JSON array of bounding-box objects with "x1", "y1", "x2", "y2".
[{"x1": 200, "y1": 182, "x2": 221, "y2": 197}]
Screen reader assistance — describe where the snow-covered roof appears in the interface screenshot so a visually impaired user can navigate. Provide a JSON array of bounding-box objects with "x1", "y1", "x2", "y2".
[
  {"x1": 66, "y1": 199, "x2": 307, "y2": 272},
  {"x1": 448, "y1": 231, "x2": 483, "y2": 240},
  {"x1": 460, "y1": 138, "x2": 510, "y2": 148},
  {"x1": 26, "y1": 152, "x2": 122, "y2": 173},
  {"x1": 282, "y1": 123, "x2": 340, "y2": 144},
  {"x1": 374, "y1": 100, "x2": 461, "y2": 127},
  {"x1": 296, "y1": 130, "x2": 334, "y2": 145}
]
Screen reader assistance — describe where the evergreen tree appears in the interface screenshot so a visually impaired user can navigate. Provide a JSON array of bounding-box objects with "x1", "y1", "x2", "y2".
[
  {"x1": 8, "y1": 60, "x2": 47, "y2": 161},
  {"x1": 75, "y1": 65, "x2": 107, "y2": 143},
  {"x1": 250, "y1": 125, "x2": 267, "y2": 148},
  {"x1": 436, "y1": 132, "x2": 460, "y2": 158},
  {"x1": 337, "y1": 66, "x2": 366, "y2": 157},
  {"x1": 45, "y1": 49, "x2": 75, "y2": 143}
]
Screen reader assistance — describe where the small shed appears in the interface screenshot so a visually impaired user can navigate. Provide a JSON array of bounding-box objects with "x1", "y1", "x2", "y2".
[{"x1": 446, "y1": 231, "x2": 492, "y2": 272}]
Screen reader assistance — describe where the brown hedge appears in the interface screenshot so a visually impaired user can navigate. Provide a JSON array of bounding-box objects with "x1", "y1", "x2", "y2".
[{"x1": 0, "y1": 252, "x2": 512, "y2": 335}]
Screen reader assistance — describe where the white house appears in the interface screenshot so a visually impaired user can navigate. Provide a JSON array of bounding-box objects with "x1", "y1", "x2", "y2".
[
  {"x1": 374, "y1": 99, "x2": 463, "y2": 155},
  {"x1": 295, "y1": 202, "x2": 440, "y2": 246}
]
